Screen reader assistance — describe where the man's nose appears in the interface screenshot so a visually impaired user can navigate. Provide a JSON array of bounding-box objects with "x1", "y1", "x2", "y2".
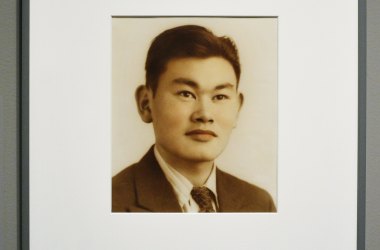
[{"x1": 191, "y1": 97, "x2": 214, "y2": 123}]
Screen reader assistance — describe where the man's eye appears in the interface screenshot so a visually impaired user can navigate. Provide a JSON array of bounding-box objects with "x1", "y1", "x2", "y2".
[
  {"x1": 213, "y1": 94, "x2": 229, "y2": 100},
  {"x1": 178, "y1": 91, "x2": 196, "y2": 99}
]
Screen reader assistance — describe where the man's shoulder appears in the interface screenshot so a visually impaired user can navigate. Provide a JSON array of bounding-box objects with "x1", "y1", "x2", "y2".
[
  {"x1": 112, "y1": 148, "x2": 183, "y2": 212},
  {"x1": 112, "y1": 147, "x2": 156, "y2": 189},
  {"x1": 112, "y1": 163, "x2": 139, "y2": 212},
  {"x1": 112, "y1": 163, "x2": 138, "y2": 187},
  {"x1": 217, "y1": 169, "x2": 268, "y2": 194},
  {"x1": 216, "y1": 168, "x2": 276, "y2": 212}
]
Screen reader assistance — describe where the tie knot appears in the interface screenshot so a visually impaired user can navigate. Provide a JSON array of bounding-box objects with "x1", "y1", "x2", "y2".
[{"x1": 191, "y1": 186, "x2": 216, "y2": 212}]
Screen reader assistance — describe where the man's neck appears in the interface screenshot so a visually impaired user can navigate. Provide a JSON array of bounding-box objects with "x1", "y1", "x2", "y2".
[
  {"x1": 170, "y1": 160, "x2": 213, "y2": 187},
  {"x1": 155, "y1": 146, "x2": 214, "y2": 187}
]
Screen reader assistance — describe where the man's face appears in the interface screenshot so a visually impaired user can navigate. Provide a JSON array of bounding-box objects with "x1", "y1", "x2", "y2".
[{"x1": 148, "y1": 57, "x2": 242, "y2": 166}]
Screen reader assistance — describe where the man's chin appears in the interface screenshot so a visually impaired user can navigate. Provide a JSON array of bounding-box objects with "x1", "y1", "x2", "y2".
[{"x1": 180, "y1": 149, "x2": 222, "y2": 163}]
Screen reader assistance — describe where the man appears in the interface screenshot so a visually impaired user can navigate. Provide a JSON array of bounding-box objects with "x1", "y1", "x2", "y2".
[{"x1": 112, "y1": 24, "x2": 276, "y2": 212}]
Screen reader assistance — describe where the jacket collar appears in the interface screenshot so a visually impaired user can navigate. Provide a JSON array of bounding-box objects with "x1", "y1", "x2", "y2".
[
  {"x1": 131, "y1": 146, "x2": 247, "y2": 212},
  {"x1": 132, "y1": 146, "x2": 182, "y2": 212}
]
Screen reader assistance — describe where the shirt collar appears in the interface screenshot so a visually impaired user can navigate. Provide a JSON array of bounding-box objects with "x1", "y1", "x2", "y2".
[{"x1": 154, "y1": 146, "x2": 218, "y2": 209}]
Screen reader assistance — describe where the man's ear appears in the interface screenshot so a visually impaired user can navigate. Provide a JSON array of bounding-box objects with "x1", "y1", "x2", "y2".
[
  {"x1": 234, "y1": 92, "x2": 244, "y2": 128},
  {"x1": 135, "y1": 85, "x2": 153, "y2": 123},
  {"x1": 238, "y1": 92, "x2": 244, "y2": 111}
]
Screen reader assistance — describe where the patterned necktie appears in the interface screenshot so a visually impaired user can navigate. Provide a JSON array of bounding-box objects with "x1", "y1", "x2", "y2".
[{"x1": 191, "y1": 186, "x2": 216, "y2": 212}]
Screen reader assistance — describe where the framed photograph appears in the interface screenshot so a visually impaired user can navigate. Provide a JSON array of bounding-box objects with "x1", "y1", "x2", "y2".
[{"x1": 25, "y1": 0, "x2": 362, "y2": 249}]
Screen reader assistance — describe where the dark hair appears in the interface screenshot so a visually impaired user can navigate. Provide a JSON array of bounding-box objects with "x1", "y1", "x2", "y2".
[{"x1": 145, "y1": 25, "x2": 241, "y2": 94}]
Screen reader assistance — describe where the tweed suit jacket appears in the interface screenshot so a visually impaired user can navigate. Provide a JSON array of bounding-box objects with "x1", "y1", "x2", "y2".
[{"x1": 112, "y1": 147, "x2": 276, "y2": 212}]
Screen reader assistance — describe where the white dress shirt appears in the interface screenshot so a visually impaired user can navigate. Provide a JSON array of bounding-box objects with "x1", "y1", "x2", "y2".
[{"x1": 154, "y1": 146, "x2": 218, "y2": 212}]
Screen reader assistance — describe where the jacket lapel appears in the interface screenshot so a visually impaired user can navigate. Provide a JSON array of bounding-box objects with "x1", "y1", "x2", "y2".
[
  {"x1": 133, "y1": 147, "x2": 182, "y2": 212},
  {"x1": 216, "y1": 168, "x2": 245, "y2": 212}
]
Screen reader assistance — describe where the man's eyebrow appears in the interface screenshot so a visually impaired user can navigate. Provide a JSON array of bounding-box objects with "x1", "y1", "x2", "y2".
[
  {"x1": 172, "y1": 78, "x2": 236, "y2": 90},
  {"x1": 214, "y1": 83, "x2": 235, "y2": 90},
  {"x1": 172, "y1": 78, "x2": 199, "y2": 88}
]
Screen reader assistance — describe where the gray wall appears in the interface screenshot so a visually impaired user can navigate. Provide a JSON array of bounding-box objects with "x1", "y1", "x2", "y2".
[{"x1": 0, "y1": 0, "x2": 378, "y2": 249}]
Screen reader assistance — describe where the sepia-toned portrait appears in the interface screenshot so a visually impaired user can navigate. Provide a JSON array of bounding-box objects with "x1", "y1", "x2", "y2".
[{"x1": 112, "y1": 17, "x2": 277, "y2": 213}]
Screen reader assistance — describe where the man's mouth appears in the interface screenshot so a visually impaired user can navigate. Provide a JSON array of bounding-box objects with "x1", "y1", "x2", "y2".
[
  {"x1": 185, "y1": 130, "x2": 217, "y2": 142},
  {"x1": 185, "y1": 129, "x2": 217, "y2": 137}
]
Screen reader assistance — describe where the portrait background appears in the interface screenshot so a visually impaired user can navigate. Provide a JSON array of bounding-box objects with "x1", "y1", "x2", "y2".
[{"x1": 112, "y1": 18, "x2": 278, "y2": 203}]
